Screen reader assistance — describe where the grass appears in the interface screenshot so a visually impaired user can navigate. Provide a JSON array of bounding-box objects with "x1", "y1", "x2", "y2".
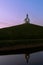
[
  {"x1": 0, "y1": 23, "x2": 43, "y2": 48},
  {"x1": 0, "y1": 23, "x2": 43, "y2": 40},
  {"x1": 0, "y1": 39, "x2": 43, "y2": 48}
]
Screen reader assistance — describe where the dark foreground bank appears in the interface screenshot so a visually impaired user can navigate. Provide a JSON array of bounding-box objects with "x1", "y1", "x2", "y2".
[{"x1": 0, "y1": 41, "x2": 43, "y2": 55}]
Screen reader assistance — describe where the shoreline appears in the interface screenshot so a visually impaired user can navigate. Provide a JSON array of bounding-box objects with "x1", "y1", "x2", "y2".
[{"x1": 0, "y1": 43, "x2": 43, "y2": 55}]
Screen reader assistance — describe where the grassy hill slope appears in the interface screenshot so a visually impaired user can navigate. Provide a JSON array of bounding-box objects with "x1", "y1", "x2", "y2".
[{"x1": 0, "y1": 23, "x2": 43, "y2": 40}]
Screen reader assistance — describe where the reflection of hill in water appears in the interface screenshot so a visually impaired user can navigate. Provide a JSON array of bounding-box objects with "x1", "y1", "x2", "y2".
[
  {"x1": 0, "y1": 47, "x2": 43, "y2": 63},
  {"x1": 0, "y1": 51, "x2": 43, "y2": 65},
  {"x1": 0, "y1": 45, "x2": 43, "y2": 55}
]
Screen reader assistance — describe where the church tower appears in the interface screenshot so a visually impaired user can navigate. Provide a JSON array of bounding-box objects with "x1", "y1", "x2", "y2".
[{"x1": 24, "y1": 14, "x2": 30, "y2": 24}]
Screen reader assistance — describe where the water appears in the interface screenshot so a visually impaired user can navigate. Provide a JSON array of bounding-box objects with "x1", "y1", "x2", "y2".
[{"x1": 0, "y1": 51, "x2": 43, "y2": 65}]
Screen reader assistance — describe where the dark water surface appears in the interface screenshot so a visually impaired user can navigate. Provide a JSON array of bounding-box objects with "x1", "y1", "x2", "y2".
[{"x1": 0, "y1": 51, "x2": 43, "y2": 65}]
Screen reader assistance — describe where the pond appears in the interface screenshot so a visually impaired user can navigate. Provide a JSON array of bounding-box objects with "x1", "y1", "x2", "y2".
[{"x1": 0, "y1": 51, "x2": 43, "y2": 65}]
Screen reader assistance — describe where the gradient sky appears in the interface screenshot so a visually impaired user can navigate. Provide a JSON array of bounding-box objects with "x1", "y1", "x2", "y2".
[{"x1": 0, "y1": 0, "x2": 43, "y2": 28}]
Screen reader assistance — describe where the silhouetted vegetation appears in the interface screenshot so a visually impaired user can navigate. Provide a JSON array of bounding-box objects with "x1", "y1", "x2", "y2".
[
  {"x1": 0, "y1": 23, "x2": 43, "y2": 48},
  {"x1": 0, "y1": 23, "x2": 43, "y2": 40}
]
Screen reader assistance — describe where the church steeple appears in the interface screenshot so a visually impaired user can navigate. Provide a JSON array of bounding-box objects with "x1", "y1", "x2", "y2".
[{"x1": 24, "y1": 14, "x2": 30, "y2": 24}]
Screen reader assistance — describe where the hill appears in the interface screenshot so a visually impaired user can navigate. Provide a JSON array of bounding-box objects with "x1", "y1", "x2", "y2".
[{"x1": 0, "y1": 23, "x2": 43, "y2": 40}]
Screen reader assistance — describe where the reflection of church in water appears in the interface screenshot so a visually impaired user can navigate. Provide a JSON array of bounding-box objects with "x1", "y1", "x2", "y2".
[{"x1": 25, "y1": 54, "x2": 30, "y2": 63}]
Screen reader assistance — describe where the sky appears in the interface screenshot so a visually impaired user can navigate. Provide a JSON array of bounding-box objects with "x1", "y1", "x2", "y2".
[{"x1": 0, "y1": 0, "x2": 43, "y2": 28}]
